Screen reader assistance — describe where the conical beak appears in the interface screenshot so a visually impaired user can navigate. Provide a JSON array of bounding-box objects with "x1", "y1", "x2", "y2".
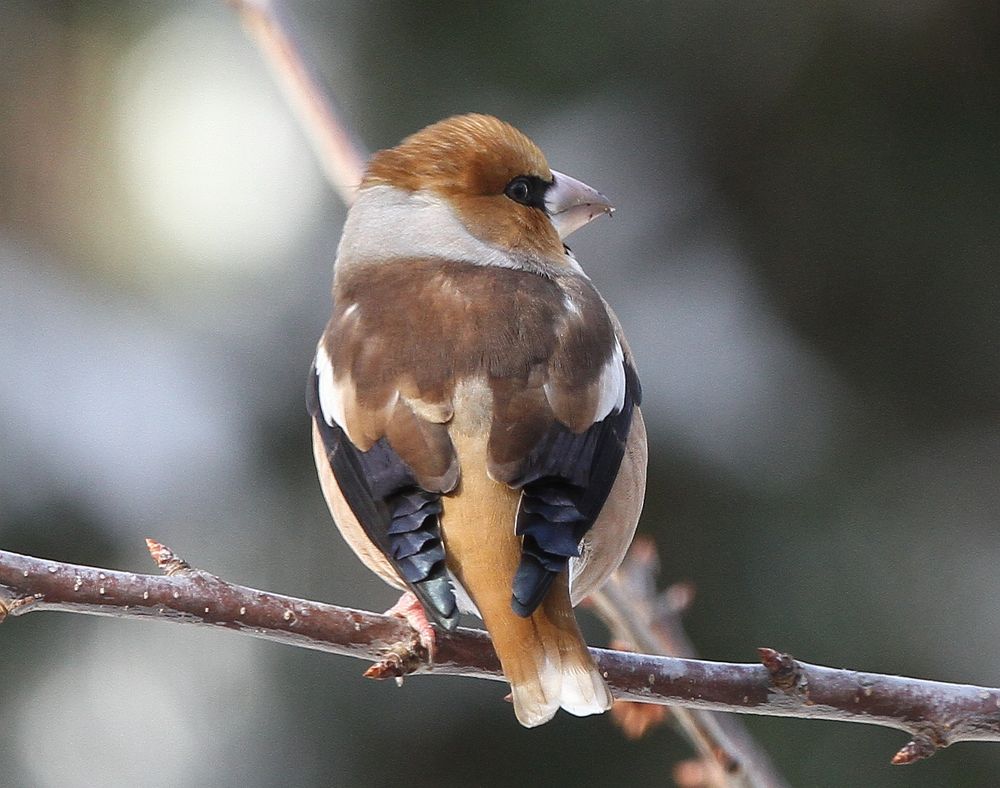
[{"x1": 545, "y1": 169, "x2": 615, "y2": 239}]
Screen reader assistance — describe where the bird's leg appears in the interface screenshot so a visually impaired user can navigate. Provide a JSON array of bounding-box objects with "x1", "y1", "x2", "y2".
[
  {"x1": 384, "y1": 591, "x2": 437, "y2": 660},
  {"x1": 364, "y1": 592, "x2": 437, "y2": 681}
]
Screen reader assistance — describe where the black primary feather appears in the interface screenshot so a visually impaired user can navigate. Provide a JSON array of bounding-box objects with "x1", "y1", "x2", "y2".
[
  {"x1": 306, "y1": 365, "x2": 458, "y2": 630},
  {"x1": 510, "y1": 361, "x2": 641, "y2": 617}
]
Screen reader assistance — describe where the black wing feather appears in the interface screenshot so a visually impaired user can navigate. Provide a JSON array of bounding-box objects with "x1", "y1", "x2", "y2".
[
  {"x1": 510, "y1": 361, "x2": 641, "y2": 617},
  {"x1": 307, "y1": 365, "x2": 458, "y2": 629}
]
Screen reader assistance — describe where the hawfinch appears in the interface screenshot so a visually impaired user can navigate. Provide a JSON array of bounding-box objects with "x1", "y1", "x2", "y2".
[{"x1": 307, "y1": 114, "x2": 647, "y2": 727}]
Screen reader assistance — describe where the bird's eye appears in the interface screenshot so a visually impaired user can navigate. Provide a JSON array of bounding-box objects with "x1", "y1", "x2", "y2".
[
  {"x1": 503, "y1": 175, "x2": 550, "y2": 209},
  {"x1": 505, "y1": 176, "x2": 532, "y2": 205}
]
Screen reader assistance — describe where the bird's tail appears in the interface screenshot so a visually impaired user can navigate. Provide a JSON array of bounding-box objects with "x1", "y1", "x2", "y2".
[
  {"x1": 442, "y1": 430, "x2": 612, "y2": 726},
  {"x1": 499, "y1": 578, "x2": 613, "y2": 727},
  {"x1": 443, "y1": 492, "x2": 612, "y2": 728}
]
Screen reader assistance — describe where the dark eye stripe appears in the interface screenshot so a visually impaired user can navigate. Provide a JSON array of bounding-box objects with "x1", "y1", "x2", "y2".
[{"x1": 504, "y1": 175, "x2": 550, "y2": 210}]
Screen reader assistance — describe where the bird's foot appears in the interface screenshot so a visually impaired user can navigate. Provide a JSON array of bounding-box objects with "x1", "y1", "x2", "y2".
[
  {"x1": 384, "y1": 591, "x2": 437, "y2": 659},
  {"x1": 363, "y1": 591, "x2": 438, "y2": 681}
]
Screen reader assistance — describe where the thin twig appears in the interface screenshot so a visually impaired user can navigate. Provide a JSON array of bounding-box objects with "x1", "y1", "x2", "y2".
[
  {"x1": 230, "y1": 0, "x2": 368, "y2": 206},
  {"x1": 2, "y1": 543, "x2": 1000, "y2": 767}
]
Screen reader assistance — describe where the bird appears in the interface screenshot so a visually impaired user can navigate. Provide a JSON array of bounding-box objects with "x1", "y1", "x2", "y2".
[{"x1": 307, "y1": 114, "x2": 647, "y2": 727}]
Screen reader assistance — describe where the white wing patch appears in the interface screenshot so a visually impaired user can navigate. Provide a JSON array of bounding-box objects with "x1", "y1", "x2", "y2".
[
  {"x1": 315, "y1": 304, "x2": 364, "y2": 434},
  {"x1": 315, "y1": 342, "x2": 346, "y2": 429},
  {"x1": 593, "y1": 338, "x2": 626, "y2": 421},
  {"x1": 540, "y1": 336, "x2": 625, "y2": 432},
  {"x1": 315, "y1": 340, "x2": 401, "y2": 447}
]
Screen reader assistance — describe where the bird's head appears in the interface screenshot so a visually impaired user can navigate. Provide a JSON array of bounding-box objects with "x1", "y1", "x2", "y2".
[{"x1": 359, "y1": 114, "x2": 613, "y2": 268}]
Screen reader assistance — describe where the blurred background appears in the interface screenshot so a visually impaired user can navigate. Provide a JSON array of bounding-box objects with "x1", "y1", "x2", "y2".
[{"x1": 1, "y1": 1, "x2": 998, "y2": 785}]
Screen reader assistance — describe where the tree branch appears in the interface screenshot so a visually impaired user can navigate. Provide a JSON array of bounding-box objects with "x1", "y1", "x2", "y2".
[{"x1": 2, "y1": 543, "x2": 999, "y2": 769}]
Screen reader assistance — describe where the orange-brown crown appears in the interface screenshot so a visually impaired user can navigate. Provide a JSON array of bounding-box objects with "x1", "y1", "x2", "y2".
[
  {"x1": 364, "y1": 114, "x2": 552, "y2": 195},
  {"x1": 363, "y1": 115, "x2": 565, "y2": 264}
]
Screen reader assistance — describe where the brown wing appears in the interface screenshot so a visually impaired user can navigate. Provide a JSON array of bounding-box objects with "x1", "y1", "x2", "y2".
[
  {"x1": 568, "y1": 304, "x2": 647, "y2": 602},
  {"x1": 569, "y1": 406, "x2": 647, "y2": 602},
  {"x1": 497, "y1": 357, "x2": 641, "y2": 617},
  {"x1": 307, "y1": 356, "x2": 460, "y2": 629}
]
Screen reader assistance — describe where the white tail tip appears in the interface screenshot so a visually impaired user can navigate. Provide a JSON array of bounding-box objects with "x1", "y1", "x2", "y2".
[{"x1": 510, "y1": 660, "x2": 612, "y2": 727}]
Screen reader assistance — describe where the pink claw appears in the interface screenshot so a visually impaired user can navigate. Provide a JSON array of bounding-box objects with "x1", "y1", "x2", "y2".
[{"x1": 385, "y1": 591, "x2": 437, "y2": 660}]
